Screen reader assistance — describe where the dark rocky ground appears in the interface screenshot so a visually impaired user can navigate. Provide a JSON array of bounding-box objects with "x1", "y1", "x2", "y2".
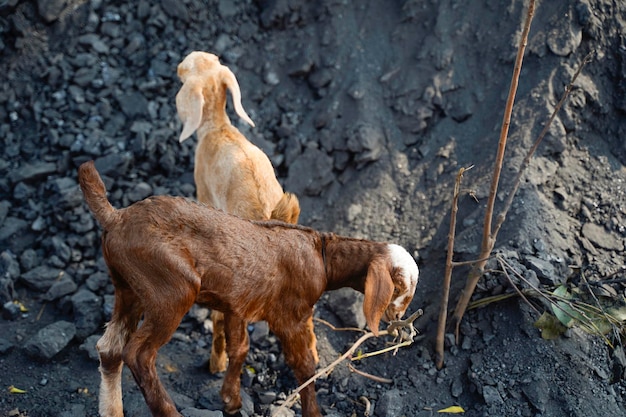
[{"x1": 1, "y1": 0, "x2": 626, "y2": 416}]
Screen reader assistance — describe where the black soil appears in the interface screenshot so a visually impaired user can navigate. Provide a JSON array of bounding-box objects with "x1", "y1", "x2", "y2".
[{"x1": 1, "y1": 1, "x2": 625, "y2": 416}]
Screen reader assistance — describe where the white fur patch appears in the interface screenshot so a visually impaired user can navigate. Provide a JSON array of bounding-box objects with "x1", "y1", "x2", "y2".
[{"x1": 387, "y1": 244, "x2": 419, "y2": 308}]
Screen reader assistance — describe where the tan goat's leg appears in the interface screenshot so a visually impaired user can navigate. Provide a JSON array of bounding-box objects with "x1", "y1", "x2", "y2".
[
  {"x1": 220, "y1": 315, "x2": 249, "y2": 414},
  {"x1": 274, "y1": 315, "x2": 321, "y2": 417},
  {"x1": 209, "y1": 309, "x2": 228, "y2": 373}
]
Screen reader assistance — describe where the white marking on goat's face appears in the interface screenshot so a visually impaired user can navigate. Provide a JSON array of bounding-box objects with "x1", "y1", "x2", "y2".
[{"x1": 384, "y1": 244, "x2": 419, "y2": 321}]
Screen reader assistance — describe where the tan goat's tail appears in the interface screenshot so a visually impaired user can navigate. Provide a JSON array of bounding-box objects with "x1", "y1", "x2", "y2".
[
  {"x1": 78, "y1": 161, "x2": 119, "y2": 229},
  {"x1": 270, "y1": 192, "x2": 301, "y2": 224}
]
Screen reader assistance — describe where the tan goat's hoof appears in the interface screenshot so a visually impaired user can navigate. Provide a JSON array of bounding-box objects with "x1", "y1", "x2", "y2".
[{"x1": 209, "y1": 354, "x2": 228, "y2": 373}]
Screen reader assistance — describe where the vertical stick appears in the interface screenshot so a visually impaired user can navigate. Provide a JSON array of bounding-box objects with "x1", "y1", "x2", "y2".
[
  {"x1": 449, "y1": 0, "x2": 536, "y2": 341},
  {"x1": 436, "y1": 167, "x2": 469, "y2": 369}
]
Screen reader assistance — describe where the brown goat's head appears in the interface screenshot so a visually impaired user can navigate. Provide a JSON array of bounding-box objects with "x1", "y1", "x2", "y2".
[
  {"x1": 176, "y1": 51, "x2": 254, "y2": 142},
  {"x1": 363, "y1": 244, "x2": 419, "y2": 335}
]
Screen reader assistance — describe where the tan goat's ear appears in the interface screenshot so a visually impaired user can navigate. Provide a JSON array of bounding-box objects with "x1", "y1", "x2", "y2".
[
  {"x1": 220, "y1": 66, "x2": 255, "y2": 128},
  {"x1": 176, "y1": 79, "x2": 204, "y2": 142},
  {"x1": 363, "y1": 258, "x2": 394, "y2": 336}
]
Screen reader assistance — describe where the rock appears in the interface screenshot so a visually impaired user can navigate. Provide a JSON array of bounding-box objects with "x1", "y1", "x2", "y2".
[
  {"x1": 0, "y1": 250, "x2": 20, "y2": 280},
  {"x1": 327, "y1": 288, "x2": 366, "y2": 330},
  {"x1": 59, "y1": 404, "x2": 86, "y2": 417},
  {"x1": 546, "y1": 14, "x2": 582, "y2": 57},
  {"x1": 0, "y1": 200, "x2": 11, "y2": 226},
  {"x1": 285, "y1": 147, "x2": 334, "y2": 196},
  {"x1": 43, "y1": 276, "x2": 78, "y2": 301},
  {"x1": 375, "y1": 388, "x2": 403, "y2": 417},
  {"x1": 181, "y1": 408, "x2": 223, "y2": 417},
  {"x1": 0, "y1": 217, "x2": 30, "y2": 252},
  {"x1": 94, "y1": 152, "x2": 133, "y2": 177},
  {"x1": 77, "y1": 34, "x2": 110, "y2": 54},
  {"x1": 2, "y1": 300, "x2": 20, "y2": 320},
  {"x1": 71, "y1": 288, "x2": 103, "y2": 339},
  {"x1": 19, "y1": 249, "x2": 39, "y2": 271},
  {"x1": 37, "y1": 0, "x2": 68, "y2": 22},
  {"x1": 250, "y1": 321, "x2": 270, "y2": 345},
  {"x1": 0, "y1": 275, "x2": 14, "y2": 306},
  {"x1": 581, "y1": 223, "x2": 624, "y2": 251},
  {"x1": 9, "y1": 162, "x2": 57, "y2": 183},
  {"x1": 50, "y1": 236, "x2": 72, "y2": 264},
  {"x1": 199, "y1": 382, "x2": 254, "y2": 415},
  {"x1": 19, "y1": 266, "x2": 64, "y2": 292},
  {"x1": 115, "y1": 91, "x2": 150, "y2": 118},
  {"x1": 79, "y1": 334, "x2": 101, "y2": 361},
  {"x1": 482, "y1": 385, "x2": 504, "y2": 406},
  {"x1": 24, "y1": 320, "x2": 76, "y2": 360},
  {"x1": 267, "y1": 406, "x2": 295, "y2": 417},
  {"x1": 161, "y1": 0, "x2": 189, "y2": 21},
  {"x1": 346, "y1": 124, "x2": 385, "y2": 168},
  {"x1": 126, "y1": 181, "x2": 153, "y2": 203},
  {"x1": 524, "y1": 256, "x2": 560, "y2": 286},
  {"x1": 258, "y1": 390, "x2": 277, "y2": 404},
  {"x1": 0, "y1": 336, "x2": 14, "y2": 354},
  {"x1": 84, "y1": 272, "x2": 108, "y2": 293},
  {"x1": 522, "y1": 377, "x2": 549, "y2": 412}
]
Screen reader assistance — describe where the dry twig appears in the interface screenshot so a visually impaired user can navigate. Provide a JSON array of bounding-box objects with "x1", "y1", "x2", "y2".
[
  {"x1": 436, "y1": 166, "x2": 471, "y2": 368},
  {"x1": 272, "y1": 310, "x2": 423, "y2": 416}
]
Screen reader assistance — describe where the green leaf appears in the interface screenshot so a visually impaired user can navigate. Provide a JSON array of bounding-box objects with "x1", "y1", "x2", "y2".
[
  {"x1": 534, "y1": 312, "x2": 567, "y2": 339},
  {"x1": 551, "y1": 285, "x2": 584, "y2": 328}
]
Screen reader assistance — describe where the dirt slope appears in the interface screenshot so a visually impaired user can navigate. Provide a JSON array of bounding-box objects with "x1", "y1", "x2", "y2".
[{"x1": 0, "y1": 1, "x2": 625, "y2": 416}]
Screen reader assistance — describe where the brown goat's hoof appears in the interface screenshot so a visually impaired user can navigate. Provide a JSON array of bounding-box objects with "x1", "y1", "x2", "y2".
[{"x1": 222, "y1": 397, "x2": 242, "y2": 415}]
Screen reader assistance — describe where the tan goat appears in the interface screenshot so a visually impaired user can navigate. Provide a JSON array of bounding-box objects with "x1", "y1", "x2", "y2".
[{"x1": 176, "y1": 51, "x2": 300, "y2": 372}]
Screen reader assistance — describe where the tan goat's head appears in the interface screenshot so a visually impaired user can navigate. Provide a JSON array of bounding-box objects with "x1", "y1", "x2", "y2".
[{"x1": 176, "y1": 51, "x2": 255, "y2": 143}]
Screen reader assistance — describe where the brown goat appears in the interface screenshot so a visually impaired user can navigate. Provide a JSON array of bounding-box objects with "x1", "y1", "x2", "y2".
[
  {"x1": 176, "y1": 51, "x2": 300, "y2": 372},
  {"x1": 78, "y1": 161, "x2": 419, "y2": 417}
]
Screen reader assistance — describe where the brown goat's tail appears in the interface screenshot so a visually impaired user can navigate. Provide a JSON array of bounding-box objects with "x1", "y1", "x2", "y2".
[
  {"x1": 78, "y1": 161, "x2": 119, "y2": 230},
  {"x1": 270, "y1": 192, "x2": 301, "y2": 224}
]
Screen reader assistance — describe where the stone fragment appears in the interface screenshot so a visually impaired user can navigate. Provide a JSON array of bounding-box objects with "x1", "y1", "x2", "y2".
[
  {"x1": 9, "y1": 162, "x2": 57, "y2": 183},
  {"x1": 375, "y1": 388, "x2": 403, "y2": 417},
  {"x1": 37, "y1": 0, "x2": 68, "y2": 22},
  {"x1": 286, "y1": 147, "x2": 334, "y2": 196},
  {"x1": 24, "y1": 320, "x2": 76, "y2": 360},
  {"x1": 71, "y1": 288, "x2": 103, "y2": 340},
  {"x1": 327, "y1": 288, "x2": 366, "y2": 330},
  {"x1": 581, "y1": 223, "x2": 624, "y2": 251},
  {"x1": 20, "y1": 266, "x2": 64, "y2": 292}
]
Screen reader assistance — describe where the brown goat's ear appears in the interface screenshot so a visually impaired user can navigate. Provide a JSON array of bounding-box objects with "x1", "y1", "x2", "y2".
[
  {"x1": 363, "y1": 258, "x2": 394, "y2": 336},
  {"x1": 176, "y1": 79, "x2": 204, "y2": 142},
  {"x1": 219, "y1": 66, "x2": 255, "y2": 128}
]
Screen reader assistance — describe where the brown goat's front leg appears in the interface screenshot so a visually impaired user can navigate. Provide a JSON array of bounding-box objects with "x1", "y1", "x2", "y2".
[
  {"x1": 209, "y1": 309, "x2": 228, "y2": 373},
  {"x1": 273, "y1": 315, "x2": 321, "y2": 417},
  {"x1": 220, "y1": 315, "x2": 249, "y2": 414}
]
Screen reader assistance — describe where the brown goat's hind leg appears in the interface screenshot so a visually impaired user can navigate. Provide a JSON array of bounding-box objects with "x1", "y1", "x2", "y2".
[
  {"x1": 274, "y1": 316, "x2": 321, "y2": 417},
  {"x1": 220, "y1": 315, "x2": 249, "y2": 414},
  {"x1": 209, "y1": 309, "x2": 227, "y2": 373},
  {"x1": 123, "y1": 306, "x2": 190, "y2": 417},
  {"x1": 97, "y1": 321, "x2": 127, "y2": 417},
  {"x1": 97, "y1": 287, "x2": 142, "y2": 417}
]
